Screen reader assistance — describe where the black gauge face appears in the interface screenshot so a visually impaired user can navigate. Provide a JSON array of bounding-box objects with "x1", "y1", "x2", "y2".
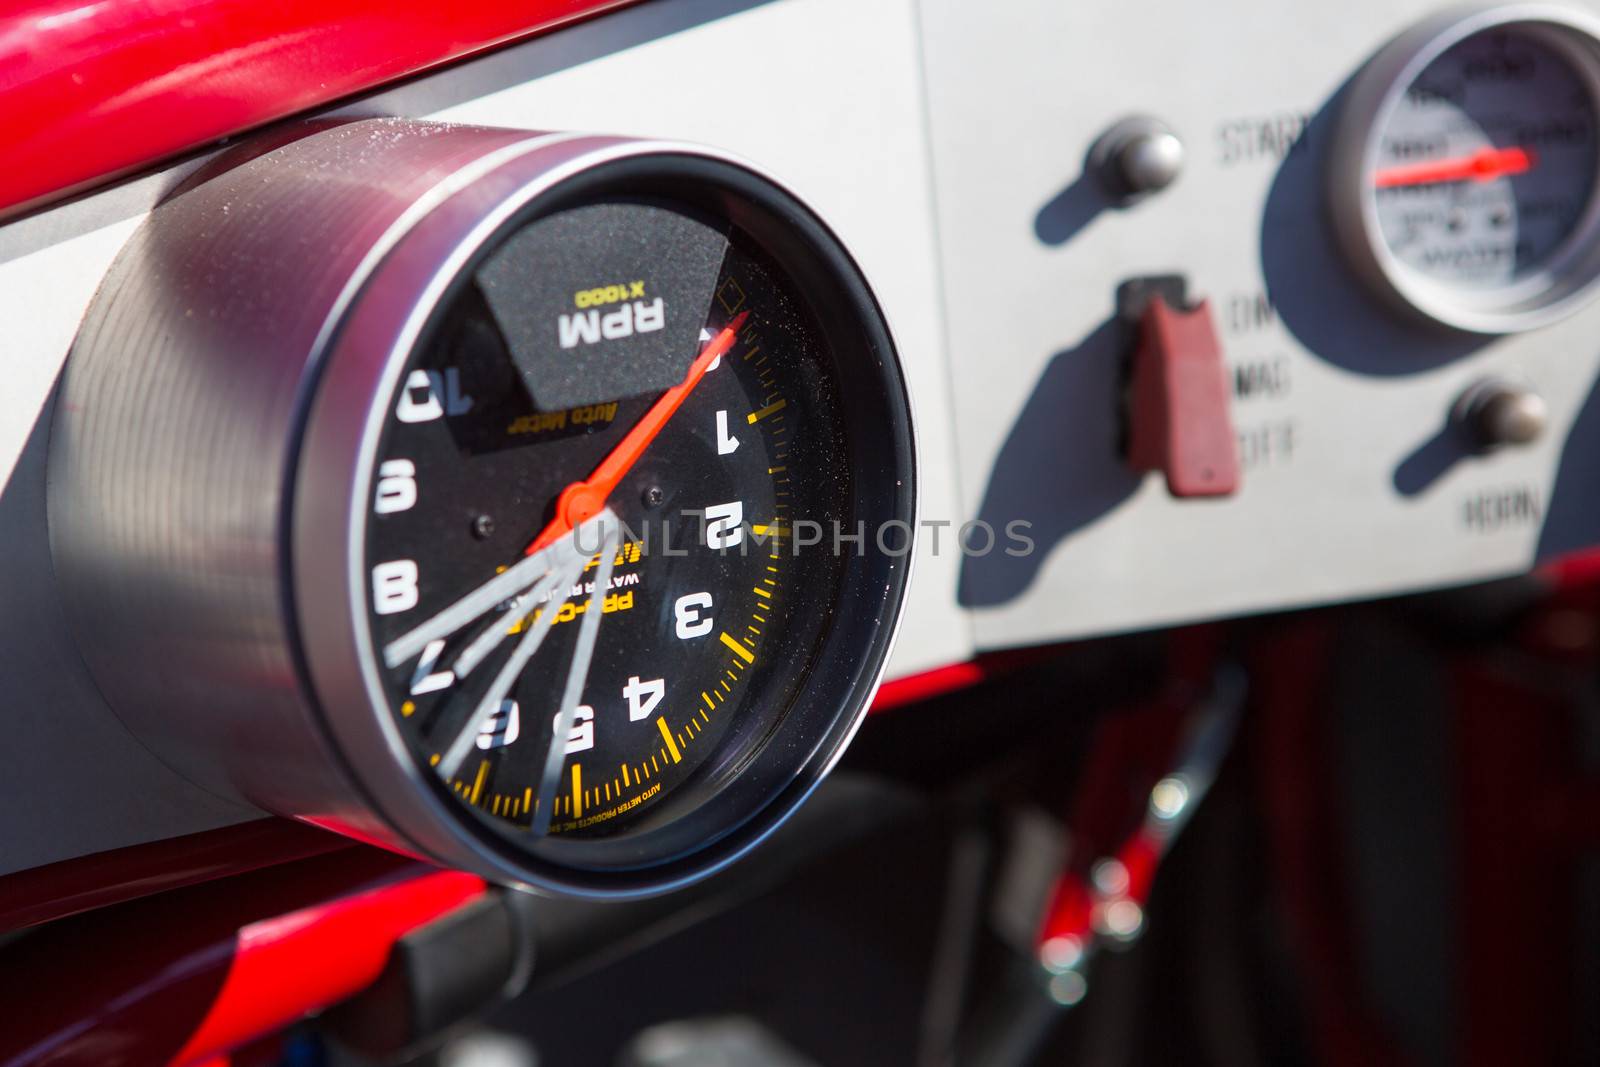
[
  {"x1": 1371, "y1": 28, "x2": 1600, "y2": 288},
  {"x1": 360, "y1": 189, "x2": 881, "y2": 871}
]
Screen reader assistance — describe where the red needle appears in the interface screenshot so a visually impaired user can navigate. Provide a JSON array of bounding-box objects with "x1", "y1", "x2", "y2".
[
  {"x1": 1372, "y1": 146, "x2": 1536, "y2": 188},
  {"x1": 525, "y1": 310, "x2": 750, "y2": 555}
]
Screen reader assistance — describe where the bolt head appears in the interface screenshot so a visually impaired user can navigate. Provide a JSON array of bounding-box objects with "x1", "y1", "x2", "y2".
[
  {"x1": 1095, "y1": 899, "x2": 1145, "y2": 941},
  {"x1": 1039, "y1": 935, "x2": 1084, "y2": 973},
  {"x1": 1150, "y1": 775, "x2": 1190, "y2": 821},
  {"x1": 1090, "y1": 858, "x2": 1130, "y2": 897},
  {"x1": 1047, "y1": 971, "x2": 1088, "y2": 1006}
]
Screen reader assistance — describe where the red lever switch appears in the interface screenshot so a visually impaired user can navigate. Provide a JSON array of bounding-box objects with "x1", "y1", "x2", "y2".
[{"x1": 1125, "y1": 292, "x2": 1240, "y2": 498}]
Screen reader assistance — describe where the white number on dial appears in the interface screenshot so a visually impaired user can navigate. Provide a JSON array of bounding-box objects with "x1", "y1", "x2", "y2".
[
  {"x1": 477, "y1": 699, "x2": 520, "y2": 750},
  {"x1": 395, "y1": 368, "x2": 473, "y2": 423},
  {"x1": 674, "y1": 592, "x2": 713, "y2": 639},
  {"x1": 623, "y1": 675, "x2": 666, "y2": 722},
  {"x1": 553, "y1": 704, "x2": 595, "y2": 755},
  {"x1": 715, "y1": 410, "x2": 740, "y2": 455},
  {"x1": 374, "y1": 459, "x2": 418, "y2": 514},
  {"x1": 409, "y1": 638, "x2": 454, "y2": 695},
  {"x1": 372, "y1": 559, "x2": 419, "y2": 615},
  {"x1": 705, "y1": 501, "x2": 744, "y2": 549}
]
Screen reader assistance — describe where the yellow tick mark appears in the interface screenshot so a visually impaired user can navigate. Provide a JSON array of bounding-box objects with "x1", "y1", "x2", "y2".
[
  {"x1": 703, "y1": 691, "x2": 716, "y2": 711},
  {"x1": 401, "y1": 700, "x2": 416, "y2": 718},
  {"x1": 572, "y1": 763, "x2": 584, "y2": 819},
  {"x1": 622, "y1": 764, "x2": 631, "y2": 787},
  {"x1": 524, "y1": 787, "x2": 532, "y2": 812},
  {"x1": 768, "y1": 465, "x2": 787, "y2": 474},
  {"x1": 720, "y1": 631, "x2": 756, "y2": 664},
  {"x1": 657, "y1": 717, "x2": 683, "y2": 763},
  {"x1": 430, "y1": 753, "x2": 441, "y2": 767},
  {"x1": 470, "y1": 760, "x2": 489, "y2": 805},
  {"x1": 746, "y1": 398, "x2": 787, "y2": 424},
  {"x1": 752, "y1": 586, "x2": 772, "y2": 599}
]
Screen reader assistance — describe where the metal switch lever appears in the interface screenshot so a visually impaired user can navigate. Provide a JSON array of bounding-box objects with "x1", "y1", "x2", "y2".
[{"x1": 1123, "y1": 285, "x2": 1240, "y2": 498}]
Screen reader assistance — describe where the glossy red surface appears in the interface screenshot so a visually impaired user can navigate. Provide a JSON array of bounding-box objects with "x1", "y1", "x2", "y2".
[
  {"x1": 0, "y1": 818, "x2": 351, "y2": 934},
  {"x1": 0, "y1": 0, "x2": 635, "y2": 220},
  {"x1": 0, "y1": 849, "x2": 483, "y2": 1067},
  {"x1": 166, "y1": 867, "x2": 485, "y2": 1067},
  {"x1": 869, "y1": 661, "x2": 987, "y2": 712},
  {"x1": 1540, "y1": 545, "x2": 1600, "y2": 588}
]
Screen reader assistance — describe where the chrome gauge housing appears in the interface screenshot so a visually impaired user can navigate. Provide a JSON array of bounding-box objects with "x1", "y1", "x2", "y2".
[
  {"x1": 1330, "y1": 3, "x2": 1600, "y2": 333},
  {"x1": 48, "y1": 120, "x2": 916, "y2": 897}
]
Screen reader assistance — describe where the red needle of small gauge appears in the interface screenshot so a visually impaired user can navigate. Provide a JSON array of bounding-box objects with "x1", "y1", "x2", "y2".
[
  {"x1": 525, "y1": 310, "x2": 750, "y2": 555},
  {"x1": 1372, "y1": 145, "x2": 1536, "y2": 188}
]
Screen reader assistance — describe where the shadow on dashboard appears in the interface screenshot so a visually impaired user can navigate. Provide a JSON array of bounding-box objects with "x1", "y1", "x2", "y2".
[
  {"x1": 1259, "y1": 84, "x2": 1488, "y2": 378},
  {"x1": 958, "y1": 315, "x2": 1140, "y2": 608},
  {"x1": 1033, "y1": 171, "x2": 1113, "y2": 248}
]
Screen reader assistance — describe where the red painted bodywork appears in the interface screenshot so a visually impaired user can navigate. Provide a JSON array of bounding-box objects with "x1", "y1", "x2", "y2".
[
  {"x1": 0, "y1": 849, "x2": 484, "y2": 1067},
  {"x1": 868, "y1": 661, "x2": 987, "y2": 712},
  {"x1": 0, "y1": 819, "x2": 351, "y2": 934},
  {"x1": 0, "y1": 2, "x2": 616, "y2": 1053},
  {"x1": 166, "y1": 867, "x2": 485, "y2": 1067},
  {"x1": 0, "y1": 0, "x2": 634, "y2": 220},
  {"x1": 7, "y1": 0, "x2": 1600, "y2": 1056}
]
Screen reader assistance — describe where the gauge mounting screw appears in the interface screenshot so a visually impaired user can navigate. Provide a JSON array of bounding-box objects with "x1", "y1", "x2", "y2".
[
  {"x1": 471, "y1": 514, "x2": 496, "y2": 540},
  {"x1": 642, "y1": 485, "x2": 666, "y2": 508}
]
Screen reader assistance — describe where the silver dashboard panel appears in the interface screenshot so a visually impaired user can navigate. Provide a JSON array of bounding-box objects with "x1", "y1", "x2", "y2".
[
  {"x1": 919, "y1": 0, "x2": 1600, "y2": 648},
  {"x1": 3, "y1": 0, "x2": 1599, "y2": 874}
]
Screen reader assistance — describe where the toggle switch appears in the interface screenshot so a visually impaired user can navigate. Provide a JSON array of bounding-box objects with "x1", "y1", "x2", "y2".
[
  {"x1": 1091, "y1": 117, "x2": 1185, "y2": 202},
  {"x1": 1454, "y1": 378, "x2": 1548, "y2": 451},
  {"x1": 1120, "y1": 276, "x2": 1241, "y2": 498}
]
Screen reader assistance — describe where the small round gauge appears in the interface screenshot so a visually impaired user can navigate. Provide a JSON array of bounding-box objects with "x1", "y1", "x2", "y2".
[
  {"x1": 49, "y1": 122, "x2": 916, "y2": 897},
  {"x1": 1330, "y1": 5, "x2": 1600, "y2": 332}
]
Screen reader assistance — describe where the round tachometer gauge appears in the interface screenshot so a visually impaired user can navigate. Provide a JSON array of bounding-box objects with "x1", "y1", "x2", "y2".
[
  {"x1": 1330, "y1": 4, "x2": 1600, "y2": 332},
  {"x1": 49, "y1": 122, "x2": 916, "y2": 896}
]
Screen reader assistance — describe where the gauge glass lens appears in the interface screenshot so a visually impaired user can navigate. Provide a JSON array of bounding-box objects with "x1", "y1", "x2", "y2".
[
  {"x1": 1372, "y1": 28, "x2": 1600, "y2": 289},
  {"x1": 363, "y1": 200, "x2": 853, "y2": 851}
]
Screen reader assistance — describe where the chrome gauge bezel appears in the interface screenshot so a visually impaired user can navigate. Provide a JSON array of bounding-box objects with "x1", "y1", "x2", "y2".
[
  {"x1": 1329, "y1": 3, "x2": 1600, "y2": 333},
  {"x1": 48, "y1": 121, "x2": 916, "y2": 901}
]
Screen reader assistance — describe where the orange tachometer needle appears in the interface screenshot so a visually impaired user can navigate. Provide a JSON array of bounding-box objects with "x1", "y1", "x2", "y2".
[
  {"x1": 525, "y1": 310, "x2": 751, "y2": 555},
  {"x1": 1372, "y1": 145, "x2": 1536, "y2": 188}
]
